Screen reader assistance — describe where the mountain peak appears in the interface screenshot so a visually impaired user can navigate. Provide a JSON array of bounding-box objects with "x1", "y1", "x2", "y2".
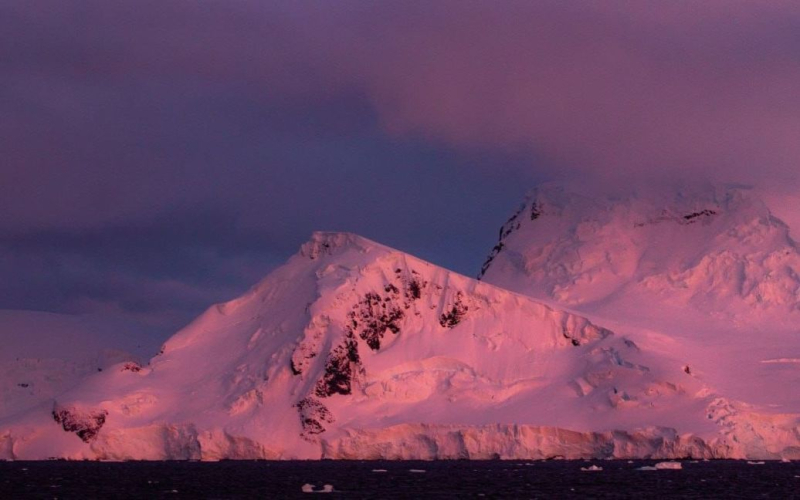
[{"x1": 298, "y1": 231, "x2": 386, "y2": 261}]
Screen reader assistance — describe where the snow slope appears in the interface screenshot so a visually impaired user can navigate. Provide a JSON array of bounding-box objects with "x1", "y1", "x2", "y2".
[
  {"x1": 2, "y1": 231, "x2": 798, "y2": 460},
  {"x1": 479, "y1": 183, "x2": 800, "y2": 316},
  {"x1": 0, "y1": 310, "x2": 162, "y2": 423},
  {"x1": 479, "y1": 183, "x2": 800, "y2": 448}
]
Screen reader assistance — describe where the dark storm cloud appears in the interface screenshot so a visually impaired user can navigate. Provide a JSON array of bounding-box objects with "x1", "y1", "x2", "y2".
[{"x1": 1, "y1": 1, "x2": 798, "y2": 333}]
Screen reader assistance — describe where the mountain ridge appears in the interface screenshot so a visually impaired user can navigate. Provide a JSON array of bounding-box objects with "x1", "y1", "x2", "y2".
[{"x1": 2, "y1": 189, "x2": 799, "y2": 460}]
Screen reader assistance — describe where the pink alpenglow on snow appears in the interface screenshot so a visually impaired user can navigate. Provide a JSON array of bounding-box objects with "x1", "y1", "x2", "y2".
[{"x1": 2, "y1": 196, "x2": 800, "y2": 459}]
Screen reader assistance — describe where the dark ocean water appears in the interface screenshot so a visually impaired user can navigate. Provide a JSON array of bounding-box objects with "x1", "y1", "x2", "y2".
[{"x1": 1, "y1": 460, "x2": 798, "y2": 499}]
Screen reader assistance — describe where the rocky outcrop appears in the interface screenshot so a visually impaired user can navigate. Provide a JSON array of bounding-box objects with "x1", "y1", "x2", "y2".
[
  {"x1": 295, "y1": 398, "x2": 335, "y2": 440},
  {"x1": 314, "y1": 332, "x2": 362, "y2": 397},
  {"x1": 439, "y1": 292, "x2": 468, "y2": 328},
  {"x1": 52, "y1": 404, "x2": 108, "y2": 443}
]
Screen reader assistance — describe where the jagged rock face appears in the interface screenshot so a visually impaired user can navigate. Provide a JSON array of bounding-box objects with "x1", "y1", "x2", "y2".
[{"x1": 314, "y1": 331, "x2": 361, "y2": 397}]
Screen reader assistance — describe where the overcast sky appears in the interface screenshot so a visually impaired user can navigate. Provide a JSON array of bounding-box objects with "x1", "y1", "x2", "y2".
[{"x1": 2, "y1": 1, "x2": 799, "y2": 336}]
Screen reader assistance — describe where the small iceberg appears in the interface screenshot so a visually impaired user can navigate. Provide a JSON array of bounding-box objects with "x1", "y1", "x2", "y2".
[
  {"x1": 409, "y1": 469, "x2": 426, "y2": 473},
  {"x1": 580, "y1": 465, "x2": 603, "y2": 471},
  {"x1": 639, "y1": 462, "x2": 682, "y2": 471},
  {"x1": 301, "y1": 484, "x2": 334, "y2": 493}
]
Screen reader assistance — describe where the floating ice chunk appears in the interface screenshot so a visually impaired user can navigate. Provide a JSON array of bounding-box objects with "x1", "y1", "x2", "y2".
[
  {"x1": 301, "y1": 484, "x2": 334, "y2": 493},
  {"x1": 655, "y1": 462, "x2": 682, "y2": 470},
  {"x1": 409, "y1": 469, "x2": 426, "y2": 473},
  {"x1": 747, "y1": 461, "x2": 765, "y2": 465},
  {"x1": 580, "y1": 465, "x2": 603, "y2": 471},
  {"x1": 372, "y1": 469, "x2": 387, "y2": 473},
  {"x1": 638, "y1": 466, "x2": 658, "y2": 471}
]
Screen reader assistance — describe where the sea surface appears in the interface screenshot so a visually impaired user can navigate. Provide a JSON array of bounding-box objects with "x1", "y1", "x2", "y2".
[{"x1": 1, "y1": 459, "x2": 798, "y2": 499}]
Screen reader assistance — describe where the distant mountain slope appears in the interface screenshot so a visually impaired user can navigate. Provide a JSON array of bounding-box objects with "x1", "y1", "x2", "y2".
[
  {"x1": 0, "y1": 310, "x2": 162, "y2": 422},
  {"x1": 479, "y1": 183, "x2": 800, "y2": 421},
  {"x1": 2, "y1": 232, "x2": 797, "y2": 460},
  {"x1": 480, "y1": 183, "x2": 800, "y2": 314}
]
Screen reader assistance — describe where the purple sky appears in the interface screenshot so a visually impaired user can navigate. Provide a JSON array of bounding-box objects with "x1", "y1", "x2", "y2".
[{"x1": 2, "y1": 1, "x2": 799, "y2": 335}]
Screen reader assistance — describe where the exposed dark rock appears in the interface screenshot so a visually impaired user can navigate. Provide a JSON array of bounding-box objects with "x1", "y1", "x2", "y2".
[
  {"x1": 350, "y1": 291, "x2": 405, "y2": 351},
  {"x1": 407, "y1": 279, "x2": 422, "y2": 300},
  {"x1": 52, "y1": 405, "x2": 108, "y2": 443},
  {"x1": 530, "y1": 201, "x2": 542, "y2": 220},
  {"x1": 682, "y1": 209, "x2": 717, "y2": 223},
  {"x1": 477, "y1": 243, "x2": 504, "y2": 280},
  {"x1": 636, "y1": 208, "x2": 719, "y2": 227},
  {"x1": 440, "y1": 292, "x2": 468, "y2": 328},
  {"x1": 478, "y1": 203, "x2": 527, "y2": 280},
  {"x1": 562, "y1": 329, "x2": 583, "y2": 347},
  {"x1": 294, "y1": 397, "x2": 334, "y2": 439},
  {"x1": 121, "y1": 362, "x2": 141, "y2": 373},
  {"x1": 301, "y1": 240, "x2": 332, "y2": 260},
  {"x1": 499, "y1": 204, "x2": 524, "y2": 240},
  {"x1": 309, "y1": 269, "x2": 428, "y2": 402},
  {"x1": 561, "y1": 319, "x2": 612, "y2": 347},
  {"x1": 408, "y1": 272, "x2": 426, "y2": 299},
  {"x1": 315, "y1": 332, "x2": 362, "y2": 397},
  {"x1": 623, "y1": 338, "x2": 640, "y2": 350}
]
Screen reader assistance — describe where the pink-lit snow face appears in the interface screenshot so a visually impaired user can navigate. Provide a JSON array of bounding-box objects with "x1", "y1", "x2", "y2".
[{"x1": 3, "y1": 231, "x2": 800, "y2": 461}]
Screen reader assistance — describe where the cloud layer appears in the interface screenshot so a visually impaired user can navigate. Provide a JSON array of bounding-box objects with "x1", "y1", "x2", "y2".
[{"x1": 2, "y1": 1, "x2": 798, "y2": 333}]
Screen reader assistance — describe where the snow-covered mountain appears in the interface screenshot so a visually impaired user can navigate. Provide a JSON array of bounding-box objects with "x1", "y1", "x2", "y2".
[
  {"x1": 2, "y1": 230, "x2": 798, "y2": 460},
  {"x1": 479, "y1": 183, "x2": 800, "y2": 318},
  {"x1": 478, "y1": 183, "x2": 800, "y2": 452}
]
